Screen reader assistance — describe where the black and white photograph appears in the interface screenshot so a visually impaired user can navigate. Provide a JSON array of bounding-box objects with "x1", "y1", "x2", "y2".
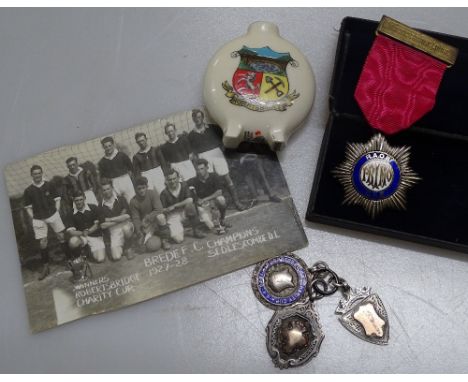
[{"x1": 5, "y1": 107, "x2": 307, "y2": 333}]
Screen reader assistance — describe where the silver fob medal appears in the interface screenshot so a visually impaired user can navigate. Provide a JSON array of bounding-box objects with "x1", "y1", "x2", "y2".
[
  {"x1": 336, "y1": 287, "x2": 389, "y2": 345},
  {"x1": 266, "y1": 301, "x2": 324, "y2": 369},
  {"x1": 252, "y1": 253, "x2": 324, "y2": 369},
  {"x1": 252, "y1": 255, "x2": 389, "y2": 369},
  {"x1": 252, "y1": 253, "x2": 309, "y2": 308},
  {"x1": 309, "y1": 261, "x2": 389, "y2": 346}
]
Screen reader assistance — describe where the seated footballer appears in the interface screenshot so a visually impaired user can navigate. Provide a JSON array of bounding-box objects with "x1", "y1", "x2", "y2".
[
  {"x1": 160, "y1": 168, "x2": 205, "y2": 243},
  {"x1": 188, "y1": 158, "x2": 228, "y2": 235},
  {"x1": 129, "y1": 176, "x2": 171, "y2": 252},
  {"x1": 98, "y1": 178, "x2": 135, "y2": 261},
  {"x1": 66, "y1": 190, "x2": 106, "y2": 263}
]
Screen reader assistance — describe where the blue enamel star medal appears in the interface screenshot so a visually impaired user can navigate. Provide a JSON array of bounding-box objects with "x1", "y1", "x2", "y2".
[{"x1": 333, "y1": 134, "x2": 420, "y2": 217}]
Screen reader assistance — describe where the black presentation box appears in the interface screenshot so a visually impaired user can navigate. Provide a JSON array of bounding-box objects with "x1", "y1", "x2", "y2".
[{"x1": 306, "y1": 16, "x2": 468, "y2": 254}]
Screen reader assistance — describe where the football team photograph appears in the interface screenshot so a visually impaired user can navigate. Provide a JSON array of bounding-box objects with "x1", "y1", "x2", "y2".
[{"x1": 5, "y1": 108, "x2": 307, "y2": 332}]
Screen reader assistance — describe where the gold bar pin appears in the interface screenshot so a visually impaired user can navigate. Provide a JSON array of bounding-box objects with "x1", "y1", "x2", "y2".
[{"x1": 377, "y1": 15, "x2": 458, "y2": 66}]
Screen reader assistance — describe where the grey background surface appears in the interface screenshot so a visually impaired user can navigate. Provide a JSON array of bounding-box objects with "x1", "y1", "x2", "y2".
[{"x1": 0, "y1": 8, "x2": 467, "y2": 373}]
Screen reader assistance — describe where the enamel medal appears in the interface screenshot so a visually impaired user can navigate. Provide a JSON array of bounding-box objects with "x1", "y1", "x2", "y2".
[
  {"x1": 252, "y1": 253, "x2": 309, "y2": 308},
  {"x1": 204, "y1": 21, "x2": 315, "y2": 151},
  {"x1": 333, "y1": 134, "x2": 420, "y2": 217},
  {"x1": 252, "y1": 255, "x2": 390, "y2": 369}
]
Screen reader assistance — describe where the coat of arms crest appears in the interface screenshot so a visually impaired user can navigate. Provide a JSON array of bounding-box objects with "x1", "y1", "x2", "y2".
[{"x1": 222, "y1": 46, "x2": 300, "y2": 112}]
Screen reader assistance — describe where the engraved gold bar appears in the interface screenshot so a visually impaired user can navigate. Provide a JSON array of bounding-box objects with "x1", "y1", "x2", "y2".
[{"x1": 377, "y1": 15, "x2": 458, "y2": 66}]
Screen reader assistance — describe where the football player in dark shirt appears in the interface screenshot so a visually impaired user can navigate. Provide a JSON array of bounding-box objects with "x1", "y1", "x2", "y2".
[
  {"x1": 189, "y1": 109, "x2": 245, "y2": 211},
  {"x1": 23, "y1": 165, "x2": 66, "y2": 280},
  {"x1": 66, "y1": 190, "x2": 106, "y2": 263},
  {"x1": 129, "y1": 176, "x2": 171, "y2": 251},
  {"x1": 63, "y1": 156, "x2": 99, "y2": 207},
  {"x1": 98, "y1": 136, "x2": 135, "y2": 203},
  {"x1": 160, "y1": 123, "x2": 196, "y2": 181},
  {"x1": 188, "y1": 159, "x2": 227, "y2": 235},
  {"x1": 99, "y1": 178, "x2": 135, "y2": 261},
  {"x1": 132, "y1": 132, "x2": 167, "y2": 194},
  {"x1": 160, "y1": 168, "x2": 205, "y2": 243}
]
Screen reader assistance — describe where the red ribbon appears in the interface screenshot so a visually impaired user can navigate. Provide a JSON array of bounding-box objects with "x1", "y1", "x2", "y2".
[{"x1": 355, "y1": 34, "x2": 447, "y2": 134}]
